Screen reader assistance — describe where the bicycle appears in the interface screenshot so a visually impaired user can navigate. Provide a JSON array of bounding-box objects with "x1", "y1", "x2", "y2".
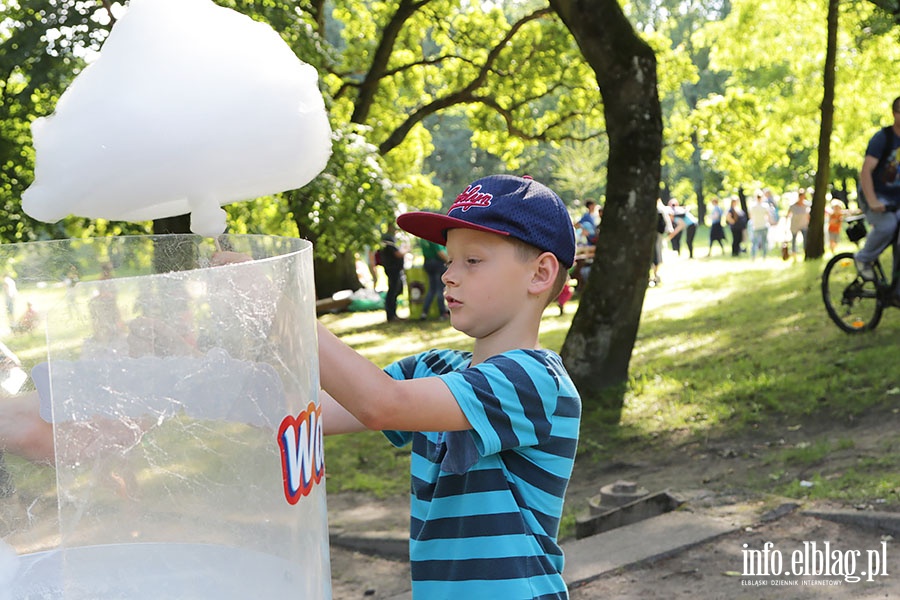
[{"x1": 822, "y1": 214, "x2": 900, "y2": 333}]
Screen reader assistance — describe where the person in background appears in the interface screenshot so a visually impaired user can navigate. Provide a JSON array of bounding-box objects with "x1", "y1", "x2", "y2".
[
  {"x1": 668, "y1": 199, "x2": 698, "y2": 259},
  {"x1": 748, "y1": 191, "x2": 774, "y2": 260},
  {"x1": 763, "y1": 188, "x2": 780, "y2": 223},
  {"x1": 826, "y1": 198, "x2": 845, "y2": 254},
  {"x1": 855, "y1": 96, "x2": 900, "y2": 293},
  {"x1": 378, "y1": 223, "x2": 409, "y2": 323},
  {"x1": 418, "y1": 236, "x2": 449, "y2": 321},
  {"x1": 64, "y1": 264, "x2": 80, "y2": 316},
  {"x1": 88, "y1": 262, "x2": 124, "y2": 343},
  {"x1": 725, "y1": 196, "x2": 747, "y2": 258},
  {"x1": 556, "y1": 277, "x2": 574, "y2": 314},
  {"x1": 12, "y1": 302, "x2": 37, "y2": 335},
  {"x1": 651, "y1": 198, "x2": 674, "y2": 286},
  {"x1": 707, "y1": 196, "x2": 727, "y2": 256},
  {"x1": 667, "y1": 199, "x2": 683, "y2": 254},
  {"x1": 787, "y1": 188, "x2": 811, "y2": 257},
  {"x1": 577, "y1": 200, "x2": 599, "y2": 245}
]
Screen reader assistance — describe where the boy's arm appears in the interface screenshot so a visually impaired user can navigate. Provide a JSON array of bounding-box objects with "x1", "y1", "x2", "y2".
[
  {"x1": 209, "y1": 252, "x2": 468, "y2": 432},
  {"x1": 317, "y1": 322, "x2": 470, "y2": 433},
  {"x1": 320, "y1": 390, "x2": 369, "y2": 435}
]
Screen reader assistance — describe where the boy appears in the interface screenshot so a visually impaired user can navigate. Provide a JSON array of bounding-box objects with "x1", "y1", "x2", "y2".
[{"x1": 318, "y1": 174, "x2": 581, "y2": 597}]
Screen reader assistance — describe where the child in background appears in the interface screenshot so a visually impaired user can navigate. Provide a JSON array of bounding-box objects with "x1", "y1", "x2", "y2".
[
  {"x1": 827, "y1": 198, "x2": 845, "y2": 253},
  {"x1": 556, "y1": 278, "x2": 574, "y2": 314},
  {"x1": 317, "y1": 174, "x2": 581, "y2": 597}
]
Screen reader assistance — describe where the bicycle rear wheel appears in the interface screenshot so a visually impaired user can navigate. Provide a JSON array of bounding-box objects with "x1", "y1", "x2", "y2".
[{"x1": 822, "y1": 252, "x2": 884, "y2": 333}]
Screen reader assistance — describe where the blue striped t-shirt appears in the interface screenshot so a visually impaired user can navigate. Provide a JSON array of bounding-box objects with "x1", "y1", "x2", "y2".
[{"x1": 384, "y1": 348, "x2": 581, "y2": 599}]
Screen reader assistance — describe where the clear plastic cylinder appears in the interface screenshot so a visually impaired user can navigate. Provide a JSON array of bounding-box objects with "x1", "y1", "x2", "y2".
[{"x1": 0, "y1": 234, "x2": 330, "y2": 599}]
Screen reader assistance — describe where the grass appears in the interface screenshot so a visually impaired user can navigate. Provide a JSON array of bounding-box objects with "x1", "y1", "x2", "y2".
[
  {"x1": 323, "y1": 234, "x2": 900, "y2": 514},
  {"x1": 5, "y1": 231, "x2": 899, "y2": 532}
]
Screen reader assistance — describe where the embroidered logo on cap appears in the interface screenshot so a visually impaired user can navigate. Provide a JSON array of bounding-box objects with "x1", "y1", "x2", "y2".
[{"x1": 450, "y1": 184, "x2": 492, "y2": 212}]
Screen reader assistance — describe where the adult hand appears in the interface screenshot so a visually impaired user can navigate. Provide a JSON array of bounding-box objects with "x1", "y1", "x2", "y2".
[{"x1": 868, "y1": 198, "x2": 887, "y2": 213}]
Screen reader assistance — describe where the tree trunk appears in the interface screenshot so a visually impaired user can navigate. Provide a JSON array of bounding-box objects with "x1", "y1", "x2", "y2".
[
  {"x1": 691, "y1": 131, "x2": 706, "y2": 223},
  {"x1": 807, "y1": 0, "x2": 839, "y2": 260},
  {"x1": 284, "y1": 189, "x2": 364, "y2": 298},
  {"x1": 550, "y1": 0, "x2": 662, "y2": 423},
  {"x1": 151, "y1": 214, "x2": 196, "y2": 273},
  {"x1": 314, "y1": 250, "x2": 363, "y2": 299},
  {"x1": 152, "y1": 214, "x2": 191, "y2": 235}
]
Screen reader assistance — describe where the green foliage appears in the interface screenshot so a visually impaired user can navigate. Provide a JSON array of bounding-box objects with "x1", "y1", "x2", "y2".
[
  {"x1": 288, "y1": 123, "x2": 403, "y2": 259},
  {"x1": 620, "y1": 0, "x2": 900, "y2": 203},
  {"x1": 0, "y1": 0, "x2": 112, "y2": 242},
  {"x1": 423, "y1": 110, "x2": 506, "y2": 209},
  {"x1": 769, "y1": 439, "x2": 836, "y2": 467},
  {"x1": 324, "y1": 431, "x2": 410, "y2": 497},
  {"x1": 774, "y1": 461, "x2": 900, "y2": 504},
  {"x1": 551, "y1": 137, "x2": 609, "y2": 201},
  {"x1": 0, "y1": 0, "x2": 605, "y2": 264},
  {"x1": 689, "y1": 0, "x2": 900, "y2": 193},
  {"x1": 224, "y1": 195, "x2": 299, "y2": 237}
]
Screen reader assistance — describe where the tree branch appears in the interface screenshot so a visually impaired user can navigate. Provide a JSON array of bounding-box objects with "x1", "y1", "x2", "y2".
[
  {"x1": 100, "y1": 0, "x2": 117, "y2": 25},
  {"x1": 350, "y1": 0, "x2": 437, "y2": 124},
  {"x1": 377, "y1": 7, "x2": 561, "y2": 153}
]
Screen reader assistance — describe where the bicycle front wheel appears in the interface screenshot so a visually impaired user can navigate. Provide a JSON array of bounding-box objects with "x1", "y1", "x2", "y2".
[{"x1": 822, "y1": 252, "x2": 884, "y2": 333}]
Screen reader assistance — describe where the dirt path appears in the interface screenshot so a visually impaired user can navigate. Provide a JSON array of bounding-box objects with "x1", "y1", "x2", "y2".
[
  {"x1": 327, "y1": 400, "x2": 900, "y2": 599},
  {"x1": 328, "y1": 499, "x2": 900, "y2": 599},
  {"x1": 570, "y1": 510, "x2": 900, "y2": 599}
]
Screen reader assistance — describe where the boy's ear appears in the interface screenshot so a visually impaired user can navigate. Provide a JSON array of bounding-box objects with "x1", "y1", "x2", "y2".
[{"x1": 528, "y1": 251, "x2": 559, "y2": 296}]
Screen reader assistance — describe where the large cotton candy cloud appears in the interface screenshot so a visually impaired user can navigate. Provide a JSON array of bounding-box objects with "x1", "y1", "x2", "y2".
[{"x1": 22, "y1": 0, "x2": 332, "y2": 237}]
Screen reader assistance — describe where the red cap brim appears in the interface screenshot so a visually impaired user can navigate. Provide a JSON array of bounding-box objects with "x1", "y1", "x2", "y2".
[{"x1": 396, "y1": 212, "x2": 510, "y2": 245}]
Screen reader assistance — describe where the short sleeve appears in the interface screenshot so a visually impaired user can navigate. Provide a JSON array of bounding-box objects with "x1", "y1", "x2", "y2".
[
  {"x1": 440, "y1": 350, "x2": 564, "y2": 458},
  {"x1": 381, "y1": 355, "x2": 417, "y2": 448},
  {"x1": 380, "y1": 349, "x2": 472, "y2": 449},
  {"x1": 866, "y1": 129, "x2": 887, "y2": 160}
]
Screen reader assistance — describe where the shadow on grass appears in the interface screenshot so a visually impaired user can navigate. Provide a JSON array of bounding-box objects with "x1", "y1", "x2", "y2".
[
  {"x1": 323, "y1": 255, "x2": 900, "y2": 500},
  {"x1": 580, "y1": 254, "x2": 900, "y2": 464}
]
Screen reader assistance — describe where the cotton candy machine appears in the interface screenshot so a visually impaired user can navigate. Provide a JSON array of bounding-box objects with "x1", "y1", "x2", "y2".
[{"x1": 0, "y1": 234, "x2": 330, "y2": 598}]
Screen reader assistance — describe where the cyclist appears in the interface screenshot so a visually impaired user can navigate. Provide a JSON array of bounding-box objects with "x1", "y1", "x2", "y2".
[{"x1": 856, "y1": 96, "x2": 900, "y2": 305}]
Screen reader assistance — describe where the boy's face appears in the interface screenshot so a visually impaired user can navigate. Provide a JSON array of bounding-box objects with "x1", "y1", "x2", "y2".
[{"x1": 442, "y1": 228, "x2": 537, "y2": 339}]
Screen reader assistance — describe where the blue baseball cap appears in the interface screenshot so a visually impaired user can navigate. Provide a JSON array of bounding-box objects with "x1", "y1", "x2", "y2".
[{"x1": 397, "y1": 174, "x2": 576, "y2": 268}]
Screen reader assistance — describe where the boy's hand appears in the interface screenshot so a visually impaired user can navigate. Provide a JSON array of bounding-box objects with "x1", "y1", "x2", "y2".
[{"x1": 210, "y1": 250, "x2": 253, "y2": 266}]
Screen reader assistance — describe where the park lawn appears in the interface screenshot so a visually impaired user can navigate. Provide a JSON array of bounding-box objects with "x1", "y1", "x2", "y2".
[
  {"x1": 323, "y1": 235, "x2": 900, "y2": 513},
  {"x1": 4, "y1": 233, "x2": 897, "y2": 535}
]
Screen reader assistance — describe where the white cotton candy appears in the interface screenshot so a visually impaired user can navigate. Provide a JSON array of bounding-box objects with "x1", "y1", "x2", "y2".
[{"x1": 22, "y1": 0, "x2": 332, "y2": 237}]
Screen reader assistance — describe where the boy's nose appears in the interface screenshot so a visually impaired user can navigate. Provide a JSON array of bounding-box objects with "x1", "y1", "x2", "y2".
[{"x1": 441, "y1": 264, "x2": 455, "y2": 286}]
